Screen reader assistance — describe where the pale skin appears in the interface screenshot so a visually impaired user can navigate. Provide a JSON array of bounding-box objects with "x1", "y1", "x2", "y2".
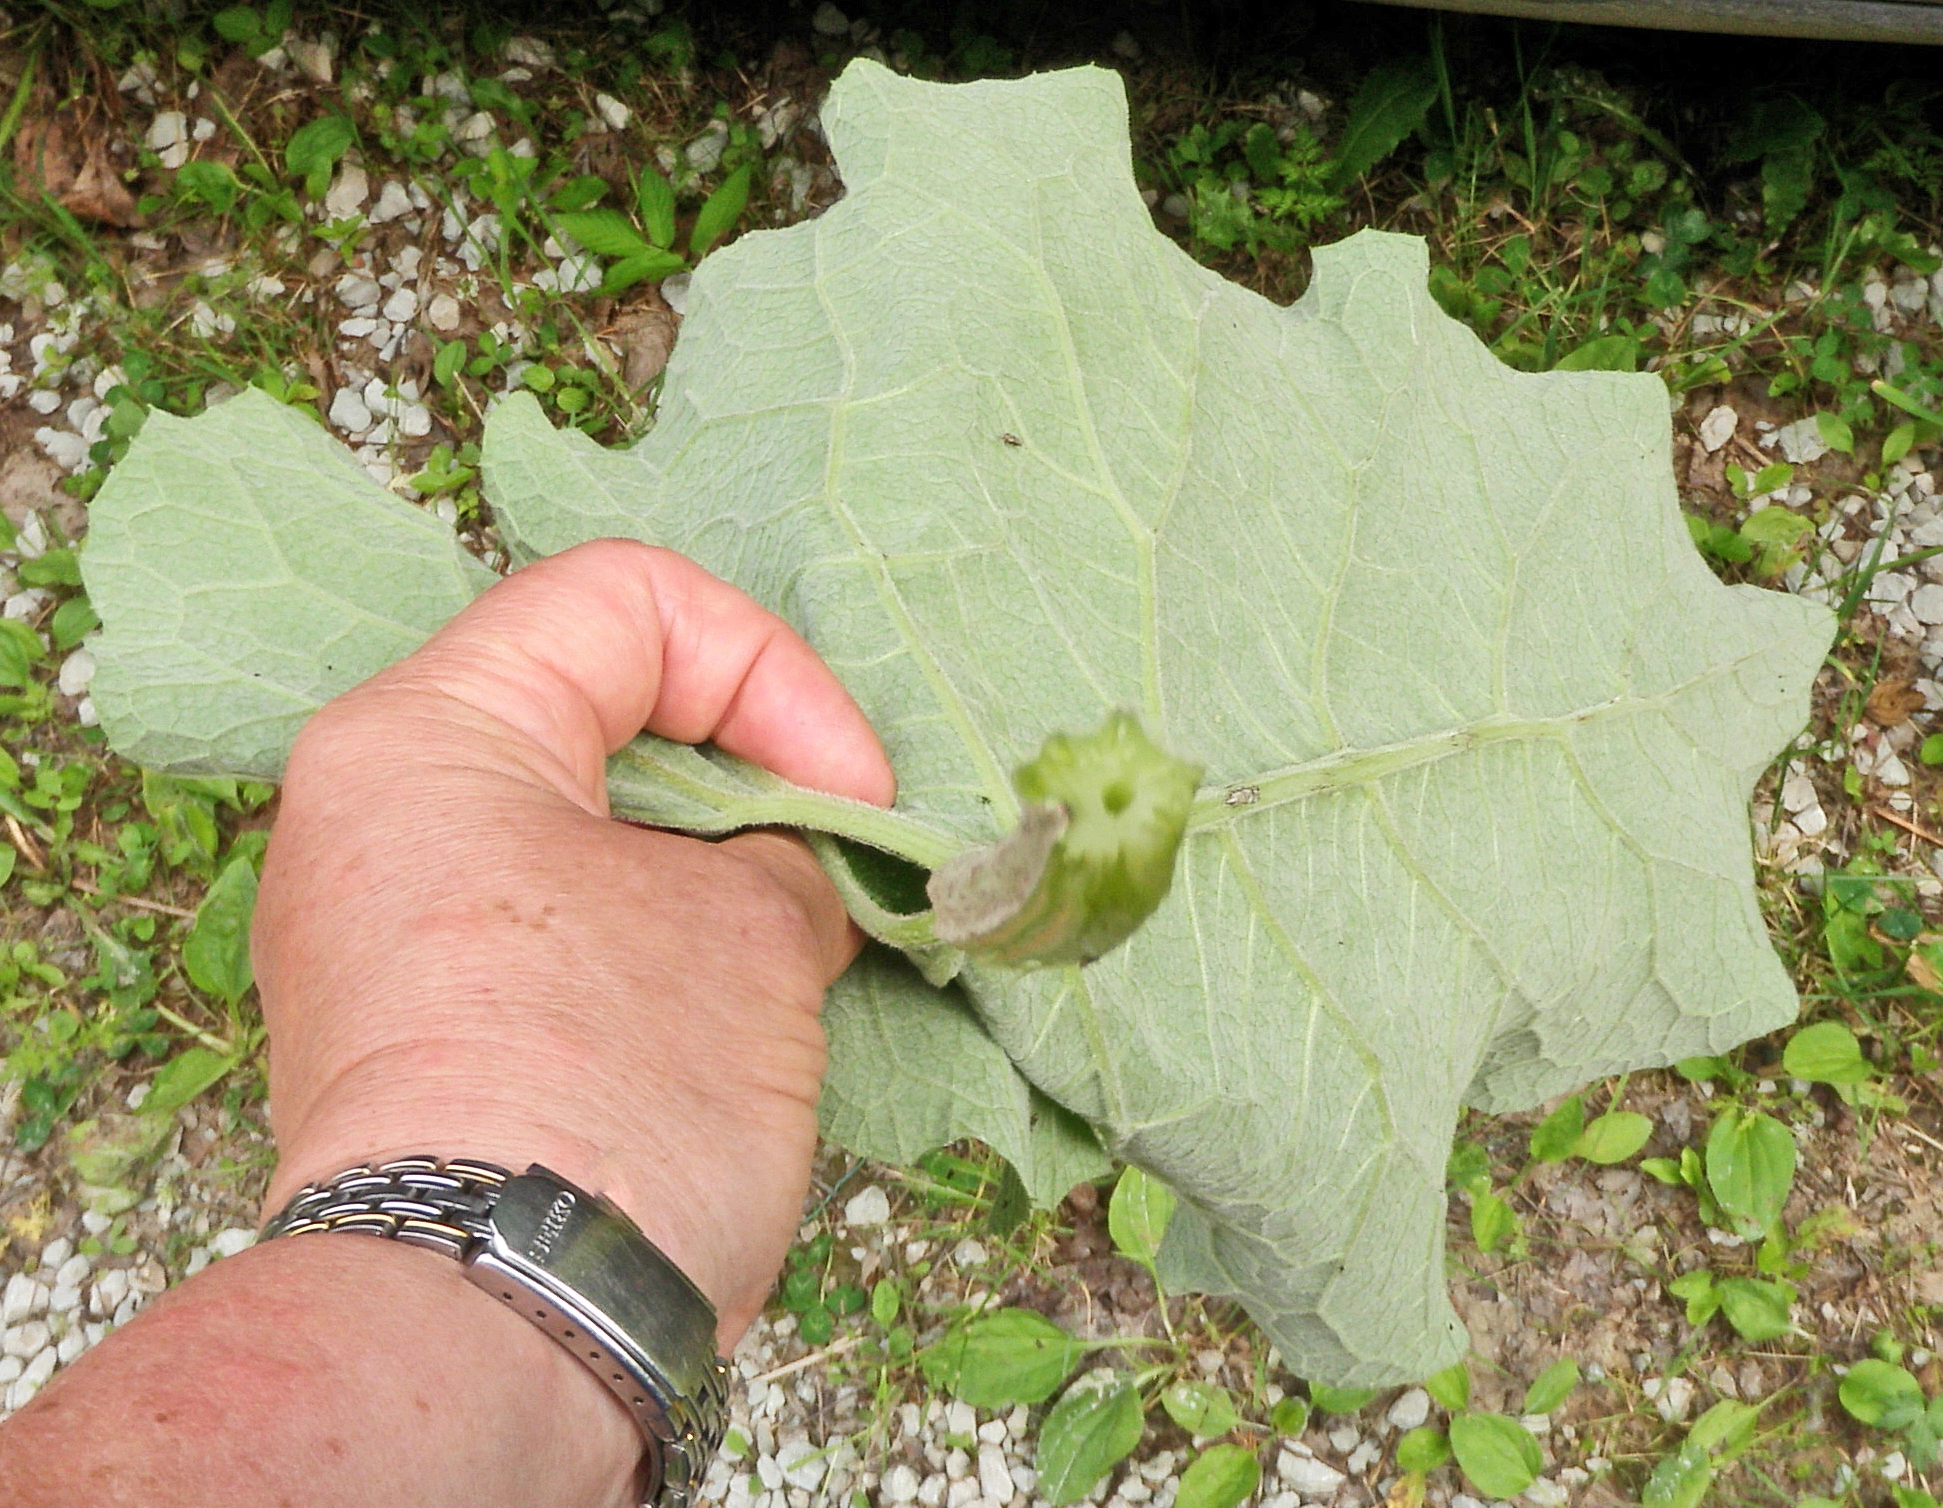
[{"x1": 0, "y1": 539, "x2": 898, "y2": 1507}]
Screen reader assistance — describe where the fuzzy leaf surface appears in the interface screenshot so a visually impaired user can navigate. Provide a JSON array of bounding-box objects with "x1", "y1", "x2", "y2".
[{"x1": 85, "y1": 61, "x2": 1830, "y2": 1382}]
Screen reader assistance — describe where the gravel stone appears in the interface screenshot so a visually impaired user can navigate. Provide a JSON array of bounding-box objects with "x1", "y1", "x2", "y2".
[
  {"x1": 1647, "y1": 1375, "x2": 1694, "y2": 1423},
  {"x1": 41, "y1": 1240, "x2": 73, "y2": 1269},
  {"x1": 145, "y1": 110, "x2": 186, "y2": 150},
  {"x1": 945, "y1": 1447, "x2": 971, "y2": 1480},
  {"x1": 1386, "y1": 1387, "x2": 1431, "y2": 1430},
  {"x1": 1277, "y1": 1452, "x2": 1345, "y2": 1495},
  {"x1": 2, "y1": 1275, "x2": 36, "y2": 1325},
  {"x1": 917, "y1": 1472, "x2": 947, "y2": 1507},
  {"x1": 812, "y1": 3, "x2": 850, "y2": 36},
  {"x1": 56, "y1": 647, "x2": 94, "y2": 698},
  {"x1": 946, "y1": 1400, "x2": 976, "y2": 1438},
  {"x1": 55, "y1": 1330, "x2": 86, "y2": 1365},
  {"x1": 4, "y1": 1320, "x2": 51, "y2": 1359},
  {"x1": 1698, "y1": 404, "x2": 1737, "y2": 452},
  {"x1": 329, "y1": 387, "x2": 373, "y2": 434},
  {"x1": 595, "y1": 93, "x2": 631, "y2": 132},
  {"x1": 1326, "y1": 1422, "x2": 1359, "y2": 1452},
  {"x1": 211, "y1": 1228, "x2": 257, "y2": 1259},
  {"x1": 1770, "y1": 416, "x2": 1830, "y2": 465},
  {"x1": 777, "y1": 1434, "x2": 824, "y2": 1491},
  {"x1": 843, "y1": 1185, "x2": 890, "y2": 1227},
  {"x1": 0, "y1": 1357, "x2": 19, "y2": 1385},
  {"x1": 325, "y1": 163, "x2": 370, "y2": 220},
  {"x1": 427, "y1": 293, "x2": 462, "y2": 332},
  {"x1": 47, "y1": 1284, "x2": 81, "y2": 1315},
  {"x1": 884, "y1": 1465, "x2": 921, "y2": 1503},
  {"x1": 977, "y1": 1444, "x2": 1011, "y2": 1503},
  {"x1": 1524, "y1": 1478, "x2": 1570, "y2": 1508},
  {"x1": 369, "y1": 180, "x2": 415, "y2": 225}
]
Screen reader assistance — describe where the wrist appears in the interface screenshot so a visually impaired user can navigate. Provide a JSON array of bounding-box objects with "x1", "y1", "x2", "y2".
[
  {"x1": 0, "y1": 1230, "x2": 641, "y2": 1508},
  {"x1": 264, "y1": 1056, "x2": 737, "y2": 1340}
]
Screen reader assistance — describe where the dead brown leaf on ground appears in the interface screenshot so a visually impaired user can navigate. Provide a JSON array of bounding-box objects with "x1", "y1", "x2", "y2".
[{"x1": 12, "y1": 101, "x2": 140, "y2": 227}]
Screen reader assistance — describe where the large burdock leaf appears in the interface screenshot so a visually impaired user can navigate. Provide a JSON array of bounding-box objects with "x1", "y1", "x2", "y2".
[{"x1": 83, "y1": 59, "x2": 1831, "y2": 1382}]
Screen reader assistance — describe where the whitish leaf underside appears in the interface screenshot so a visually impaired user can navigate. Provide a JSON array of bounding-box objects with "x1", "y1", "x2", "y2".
[{"x1": 86, "y1": 61, "x2": 1830, "y2": 1382}]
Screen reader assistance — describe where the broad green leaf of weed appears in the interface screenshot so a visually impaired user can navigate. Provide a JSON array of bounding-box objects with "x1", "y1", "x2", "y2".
[
  {"x1": 50, "y1": 596, "x2": 99, "y2": 651},
  {"x1": 0, "y1": 619, "x2": 46, "y2": 688},
  {"x1": 1395, "y1": 1427, "x2": 1450, "y2": 1473},
  {"x1": 64, "y1": 1113, "x2": 169, "y2": 1197},
  {"x1": 1424, "y1": 1361, "x2": 1470, "y2": 1411},
  {"x1": 1174, "y1": 1444, "x2": 1259, "y2": 1508},
  {"x1": 1574, "y1": 1110, "x2": 1652, "y2": 1164},
  {"x1": 869, "y1": 1278, "x2": 900, "y2": 1328},
  {"x1": 1448, "y1": 1413, "x2": 1541, "y2": 1498},
  {"x1": 1715, "y1": 1276, "x2": 1794, "y2": 1342},
  {"x1": 1642, "y1": 1439, "x2": 1712, "y2": 1508},
  {"x1": 1687, "y1": 1399, "x2": 1761, "y2": 1461},
  {"x1": 1553, "y1": 335, "x2": 1638, "y2": 372},
  {"x1": 286, "y1": 115, "x2": 353, "y2": 198},
  {"x1": 1470, "y1": 1191, "x2": 1517, "y2": 1254},
  {"x1": 1307, "y1": 1384, "x2": 1377, "y2": 1414},
  {"x1": 918, "y1": 1308, "x2": 1082, "y2": 1407},
  {"x1": 1782, "y1": 1020, "x2": 1871, "y2": 1085},
  {"x1": 1162, "y1": 1381, "x2": 1239, "y2": 1437},
  {"x1": 1704, "y1": 1108, "x2": 1795, "y2": 1238},
  {"x1": 175, "y1": 161, "x2": 243, "y2": 216},
  {"x1": 1520, "y1": 1359, "x2": 1578, "y2": 1415},
  {"x1": 1326, "y1": 56, "x2": 1437, "y2": 190},
  {"x1": 689, "y1": 163, "x2": 751, "y2": 260},
  {"x1": 183, "y1": 855, "x2": 257, "y2": 1007},
  {"x1": 1528, "y1": 1095, "x2": 1585, "y2": 1162},
  {"x1": 1107, "y1": 1164, "x2": 1175, "y2": 1268},
  {"x1": 600, "y1": 248, "x2": 687, "y2": 297},
  {"x1": 1816, "y1": 412, "x2": 1855, "y2": 455},
  {"x1": 1668, "y1": 1270, "x2": 1720, "y2": 1327},
  {"x1": 1268, "y1": 1397, "x2": 1309, "y2": 1436},
  {"x1": 1036, "y1": 1373, "x2": 1144, "y2": 1505},
  {"x1": 637, "y1": 167, "x2": 678, "y2": 250},
  {"x1": 140, "y1": 1046, "x2": 235, "y2": 1120},
  {"x1": 1840, "y1": 1359, "x2": 1926, "y2": 1430},
  {"x1": 557, "y1": 208, "x2": 654, "y2": 259},
  {"x1": 550, "y1": 175, "x2": 609, "y2": 212},
  {"x1": 1445, "y1": 1141, "x2": 1491, "y2": 1196},
  {"x1": 18, "y1": 548, "x2": 81, "y2": 589}
]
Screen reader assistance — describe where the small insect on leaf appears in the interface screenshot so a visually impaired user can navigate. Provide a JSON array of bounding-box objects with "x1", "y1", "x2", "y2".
[{"x1": 1001, "y1": 433, "x2": 1023, "y2": 447}]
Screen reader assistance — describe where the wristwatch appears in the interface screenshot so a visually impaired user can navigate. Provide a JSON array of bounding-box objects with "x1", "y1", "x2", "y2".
[{"x1": 262, "y1": 1156, "x2": 731, "y2": 1508}]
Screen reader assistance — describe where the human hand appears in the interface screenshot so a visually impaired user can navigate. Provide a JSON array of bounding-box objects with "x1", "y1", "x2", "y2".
[{"x1": 253, "y1": 538, "x2": 895, "y2": 1346}]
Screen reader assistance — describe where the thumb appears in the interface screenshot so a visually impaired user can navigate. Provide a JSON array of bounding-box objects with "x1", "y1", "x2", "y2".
[{"x1": 375, "y1": 538, "x2": 897, "y2": 813}]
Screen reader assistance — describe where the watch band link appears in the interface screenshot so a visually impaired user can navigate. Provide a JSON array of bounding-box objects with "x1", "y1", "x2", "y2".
[{"x1": 264, "y1": 1156, "x2": 730, "y2": 1508}]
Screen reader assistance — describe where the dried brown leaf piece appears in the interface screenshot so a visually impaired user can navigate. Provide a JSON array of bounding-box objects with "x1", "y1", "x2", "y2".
[
  {"x1": 1867, "y1": 678, "x2": 1925, "y2": 726},
  {"x1": 13, "y1": 103, "x2": 140, "y2": 227},
  {"x1": 610, "y1": 296, "x2": 680, "y2": 390}
]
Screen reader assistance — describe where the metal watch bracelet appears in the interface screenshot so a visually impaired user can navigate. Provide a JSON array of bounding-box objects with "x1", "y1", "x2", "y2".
[{"x1": 262, "y1": 1156, "x2": 731, "y2": 1508}]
